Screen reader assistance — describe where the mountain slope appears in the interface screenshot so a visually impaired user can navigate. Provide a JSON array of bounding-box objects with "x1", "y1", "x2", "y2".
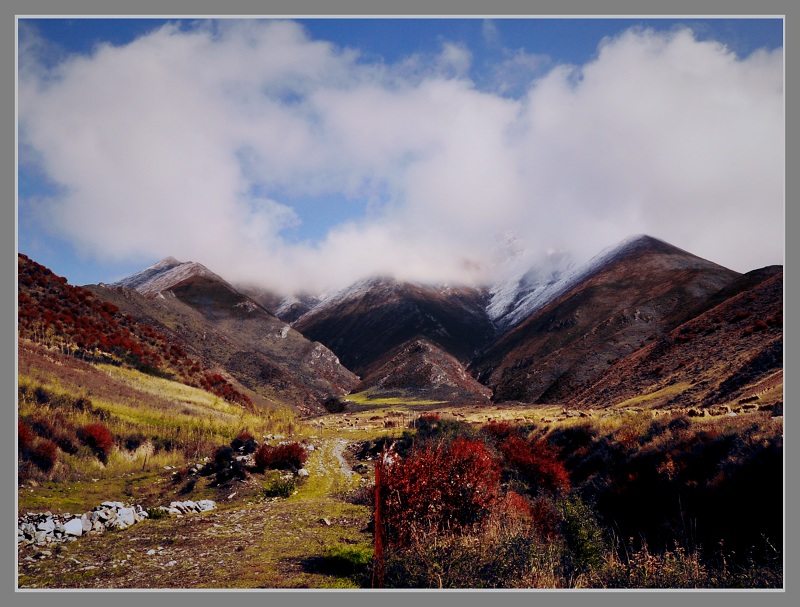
[
  {"x1": 90, "y1": 258, "x2": 360, "y2": 416},
  {"x1": 470, "y1": 235, "x2": 742, "y2": 404},
  {"x1": 17, "y1": 253, "x2": 255, "y2": 408},
  {"x1": 354, "y1": 338, "x2": 493, "y2": 403},
  {"x1": 292, "y1": 278, "x2": 495, "y2": 376},
  {"x1": 572, "y1": 265, "x2": 783, "y2": 410}
]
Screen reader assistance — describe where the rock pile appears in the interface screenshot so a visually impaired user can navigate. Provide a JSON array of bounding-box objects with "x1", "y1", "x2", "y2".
[
  {"x1": 156, "y1": 500, "x2": 217, "y2": 515},
  {"x1": 17, "y1": 499, "x2": 216, "y2": 548}
]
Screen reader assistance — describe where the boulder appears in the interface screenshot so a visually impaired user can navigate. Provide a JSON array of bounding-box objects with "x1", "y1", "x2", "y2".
[
  {"x1": 196, "y1": 500, "x2": 216, "y2": 512},
  {"x1": 37, "y1": 518, "x2": 55, "y2": 533},
  {"x1": 63, "y1": 519, "x2": 83, "y2": 537}
]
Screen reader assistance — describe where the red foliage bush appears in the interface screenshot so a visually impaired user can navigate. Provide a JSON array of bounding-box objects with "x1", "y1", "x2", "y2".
[
  {"x1": 481, "y1": 421, "x2": 518, "y2": 442},
  {"x1": 254, "y1": 441, "x2": 307, "y2": 471},
  {"x1": 18, "y1": 421, "x2": 36, "y2": 451},
  {"x1": 498, "y1": 435, "x2": 571, "y2": 496},
  {"x1": 78, "y1": 423, "x2": 114, "y2": 461},
  {"x1": 30, "y1": 439, "x2": 59, "y2": 472},
  {"x1": 378, "y1": 437, "x2": 502, "y2": 548}
]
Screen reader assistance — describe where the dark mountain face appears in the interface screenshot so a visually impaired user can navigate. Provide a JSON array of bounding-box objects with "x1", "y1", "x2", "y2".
[
  {"x1": 91, "y1": 258, "x2": 359, "y2": 416},
  {"x1": 469, "y1": 235, "x2": 743, "y2": 404},
  {"x1": 292, "y1": 278, "x2": 495, "y2": 377}
]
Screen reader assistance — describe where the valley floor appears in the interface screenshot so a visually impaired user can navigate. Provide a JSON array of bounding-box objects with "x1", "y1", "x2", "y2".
[{"x1": 18, "y1": 438, "x2": 372, "y2": 589}]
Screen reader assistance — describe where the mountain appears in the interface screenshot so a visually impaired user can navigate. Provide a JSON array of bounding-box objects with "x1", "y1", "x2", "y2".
[
  {"x1": 486, "y1": 249, "x2": 576, "y2": 332},
  {"x1": 292, "y1": 277, "x2": 495, "y2": 377},
  {"x1": 572, "y1": 265, "x2": 783, "y2": 410},
  {"x1": 469, "y1": 235, "x2": 743, "y2": 404},
  {"x1": 354, "y1": 338, "x2": 493, "y2": 403},
  {"x1": 236, "y1": 285, "x2": 321, "y2": 324},
  {"x1": 17, "y1": 253, "x2": 255, "y2": 408},
  {"x1": 89, "y1": 257, "x2": 359, "y2": 416}
]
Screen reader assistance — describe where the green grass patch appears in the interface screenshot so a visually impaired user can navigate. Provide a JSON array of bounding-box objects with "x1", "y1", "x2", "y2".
[
  {"x1": 611, "y1": 382, "x2": 692, "y2": 409},
  {"x1": 344, "y1": 391, "x2": 444, "y2": 406}
]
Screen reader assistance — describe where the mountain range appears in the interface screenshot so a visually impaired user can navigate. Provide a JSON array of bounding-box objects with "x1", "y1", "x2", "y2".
[{"x1": 19, "y1": 234, "x2": 783, "y2": 416}]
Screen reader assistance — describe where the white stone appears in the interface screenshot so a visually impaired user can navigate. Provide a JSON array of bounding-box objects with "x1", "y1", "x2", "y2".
[
  {"x1": 63, "y1": 519, "x2": 83, "y2": 536},
  {"x1": 115, "y1": 508, "x2": 136, "y2": 528},
  {"x1": 196, "y1": 500, "x2": 216, "y2": 512},
  {"x1": 37, "y1": 519, "x2": 55, "y2": 533}
]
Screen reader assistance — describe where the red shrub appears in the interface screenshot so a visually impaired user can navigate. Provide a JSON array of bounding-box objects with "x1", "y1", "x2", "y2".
[
  {"x1": 254, "y1": 442, "x2": 307, "y2": 471},
  {"x1": 530, "y1": 496, "x2": 563, "y2": 540},
  {"x1": 377, "y1": 437, "x2": 501, "y2": 548},
  {"x1": 482, "y1": 421, "x2": 519, "y2": 442},
  {"x1": 498, "y1": 435, "x2": 571, "y2": 496},
  {"x1": 18, "y1": 421, "x2": 36, "y2": 451},
  {"x1": 30, "y1": 439, "x2": 59, "y2": 472},
  {"x1": 254, "y1": 443, "x2": 275, "y2": 471},
  {"x1": 78, "y1": 423, "x2": 114, "y2": 461}
]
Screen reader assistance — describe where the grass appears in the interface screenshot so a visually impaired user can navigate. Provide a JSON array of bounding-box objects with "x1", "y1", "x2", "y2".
[
  {"x1": 343, "y1": 391, "x2": 445, "y2": 407},
  {"x1": 17, "y1": 339, "x2": 782, "y2": 589},
  {"x1": 610, "y1": 382, "x2": 692, "y2": 409}
]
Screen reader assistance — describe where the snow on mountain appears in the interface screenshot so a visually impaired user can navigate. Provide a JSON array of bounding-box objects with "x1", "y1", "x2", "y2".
[
  {"x1": 486, "y1": 235, "x2": 689, "y2": 332},
  {"x1": 112, "y1": 257, "x2": 229, "y2": 297}
]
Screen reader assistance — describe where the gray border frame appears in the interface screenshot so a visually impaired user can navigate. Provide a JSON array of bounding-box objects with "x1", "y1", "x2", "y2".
[{"x1": 5, "y1": 1, "x2": 794, "y2": 607}]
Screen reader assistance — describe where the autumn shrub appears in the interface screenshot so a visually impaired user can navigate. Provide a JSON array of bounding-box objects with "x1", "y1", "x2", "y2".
[
  {"x1": 263, "y1": 471, "x2": 298, "y2": 498},
  {"x1": 558, "y1": 496, "x2": 610, "y2": 576},
  {"x1": 254, "y1": 441, "x2": 307, "y2": 472},
  {"x1": 77, "y1": 423, "x2": 114, "y2": 462},
  {"x1": 18, "y1": 421, "x2": 35, "y2": 452},
  {"x1": 378, "y1": 437, "x2": 501, "y2": 549},
  {"x1": 29, "y1": 439, "x2": 59, "y2": 472},
  {"x1": 230, "y1": 430, "x2": 258, "y2": 454},
  {"x1": 381, "y1": 523, "x2": 569, "y2": 588},
  {"x1": 497, "y1": 435, "x2": 571, "y2": 496}
]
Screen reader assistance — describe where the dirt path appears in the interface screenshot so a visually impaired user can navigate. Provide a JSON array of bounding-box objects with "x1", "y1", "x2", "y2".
[{"x1": 18, "y1": 437, "x2": 372, "y2": 589}]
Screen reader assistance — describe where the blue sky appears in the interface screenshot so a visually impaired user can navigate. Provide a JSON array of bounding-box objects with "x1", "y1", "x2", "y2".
[{"x1": 17, "y1": 17, "x2": 784, "y2": 292}]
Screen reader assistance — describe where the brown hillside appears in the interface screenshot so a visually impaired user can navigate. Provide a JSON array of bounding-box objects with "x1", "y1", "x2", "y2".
[
  {"x1": 17, "y1": 253, "x2": 254, "y2": 408},
  {"x1": 89, "y1": 262, "x2": 359, "y2": 416},
  {"x1": 470, "y1": 236, "x2": 741, "y2": 404},
  {"x1": 355, "y1": 338, "x2": 493, "y2": 403},
  {"x1": 572, "y1": 266, "x2": 783, "y2": 410}
]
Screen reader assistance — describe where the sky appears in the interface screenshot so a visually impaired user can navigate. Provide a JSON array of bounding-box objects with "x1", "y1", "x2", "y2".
[{"x1": 17, "y1": 17, "x2": 785, "y2": 295}]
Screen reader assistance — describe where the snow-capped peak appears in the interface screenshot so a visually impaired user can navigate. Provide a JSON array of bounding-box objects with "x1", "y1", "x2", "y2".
[{"x1": 112, "y1": 257, "x2": 227, "y2": 297}]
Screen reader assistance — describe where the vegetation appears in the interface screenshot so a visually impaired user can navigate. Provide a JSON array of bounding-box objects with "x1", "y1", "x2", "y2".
[
  {"x1": 18, "y1": 253, "x2": 252, "y2": 407},
  {"x1": 369, "y1": 410, "x2": 783, "y2": 588}
]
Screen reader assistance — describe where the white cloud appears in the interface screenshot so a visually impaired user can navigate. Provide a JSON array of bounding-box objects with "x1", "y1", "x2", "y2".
[{"x1": 18, "y1": 22, "x2": 784, "y2": 294}]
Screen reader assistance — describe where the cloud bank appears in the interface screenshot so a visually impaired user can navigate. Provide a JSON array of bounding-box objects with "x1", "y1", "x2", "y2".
[{"x1": 18, "y1": 20, "x2": 784, "y2": 294}]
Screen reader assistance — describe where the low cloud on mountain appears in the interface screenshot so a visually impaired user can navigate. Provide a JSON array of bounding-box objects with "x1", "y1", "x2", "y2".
[{"x1": 18, "y1": 20, "x2": 783, "y2": 293}]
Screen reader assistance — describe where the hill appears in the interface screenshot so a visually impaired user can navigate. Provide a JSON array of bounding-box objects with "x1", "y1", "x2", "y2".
[
  {"x1": 90, "y1": 258, "x2": 359, "y2": 416},
  {"x1": 469, "y1": 235, "x2": 743, "y2": 404}
]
